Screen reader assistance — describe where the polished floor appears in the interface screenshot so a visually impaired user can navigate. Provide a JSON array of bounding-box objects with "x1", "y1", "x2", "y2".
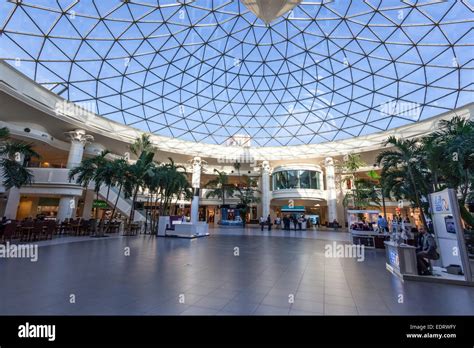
[{"x1": 1, "y1": 229, "x2": 474, "y2": 315}]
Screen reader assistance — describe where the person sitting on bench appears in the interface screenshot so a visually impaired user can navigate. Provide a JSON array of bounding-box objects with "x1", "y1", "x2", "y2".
[{"x1": 416, "y1": 227, "x2": 440, "y2": 275}]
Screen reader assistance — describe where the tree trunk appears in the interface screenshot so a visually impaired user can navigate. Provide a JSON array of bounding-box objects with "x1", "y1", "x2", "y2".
[
  {"x1": 152, "y1": 196, "x2": 160, "y2": 233},
  {"x1": 95, "y1": 189, "x2": 100, "y2": 219},
  {"x1": 105, "y1": 183, "x2": 122, "y2": 234},
  {"x1": 129, "y1": 185, "x2": 139, "y2": 230},
  {"x1": 98, "y1": 185, "x2": 111, "y2": 232},
  {"x1": 407, "y1": 165, "x2": 429, "y2": 231}
]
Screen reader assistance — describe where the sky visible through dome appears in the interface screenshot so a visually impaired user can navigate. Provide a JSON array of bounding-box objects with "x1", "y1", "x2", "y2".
[{"x1": 0, "y1": 0, "x2": 473, "y2": 147}]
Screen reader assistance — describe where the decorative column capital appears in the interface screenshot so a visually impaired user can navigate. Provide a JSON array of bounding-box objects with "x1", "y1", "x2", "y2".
[
  {"x1": 261, "y1": 160, "x2": 271, "y2": 174},
  {"x1": 192, "y1": 156, "x2": 202, "y2": 168},
  {"x1": 191, "y1": 156, "x2": 203, "y2": 189},
  {"x1": 64, "y1": 129, "x2": 94, "y2": 144},
  {"x1": 324, "y1": 157, "x2": 334, "y2": 167}
]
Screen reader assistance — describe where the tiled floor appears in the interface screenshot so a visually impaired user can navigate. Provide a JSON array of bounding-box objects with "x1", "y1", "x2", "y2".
[
  {"x1": 1, "y1": 231, "x2": 474, "y2": 315},
  {"x1": 209, "y1": 225, "x2": 352, "y2": 242}
]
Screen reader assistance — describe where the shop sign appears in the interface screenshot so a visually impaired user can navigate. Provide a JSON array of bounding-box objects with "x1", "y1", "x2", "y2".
[
  {"x1": 93, "y1": 200, "x2": 108, "y2": 208},
  {"x1": 432, "y1": 189, "x2": 451, "y2": 214}
]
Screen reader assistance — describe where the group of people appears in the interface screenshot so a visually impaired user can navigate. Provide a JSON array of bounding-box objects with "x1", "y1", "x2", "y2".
[
  {"x1": 259, "y1": 214, "x2": 308, "y2": 231},
  {"x1": 282, "y1": 215, "x2": 307, "y2": 231}
]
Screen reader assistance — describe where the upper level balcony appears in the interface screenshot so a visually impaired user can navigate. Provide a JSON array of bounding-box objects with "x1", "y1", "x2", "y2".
[{"x1": 0, "y1": 168, "x2": 84, "y2": 196}]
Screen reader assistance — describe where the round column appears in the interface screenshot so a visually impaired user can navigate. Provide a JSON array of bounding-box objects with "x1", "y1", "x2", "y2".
[
  {"x1": 325, "y1": 157, "x2": 338, "y2": 223},
  {"x1": 57, "y1": 129, "x2": 94, "y2": 221},
  {"x1": 190, "y1": 157, "x2": 202, "y2": 223},
  {"x1": 57, "y1": 196, "x2": 77, "y2": 222},
  {"x1": 64, "y1": 129, "x2": 94, "y2": 169},
  {"x1": 3, "y1": 153, "x2": 24, "y2": 219},
  {"x1": 261, "y1": 160, "x2": 271, "y2": 219}
]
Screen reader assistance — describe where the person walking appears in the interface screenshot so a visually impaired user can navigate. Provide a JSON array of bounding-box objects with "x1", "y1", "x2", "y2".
[
  {"x1": 267, "y1": 214, "x2": 272, "y2": 231},
  {"x1": 275, "y1": 216, "x2": 281, "y2": 229},
  {"x1": 297, "y1": 215, "x2": 303, "y2": 231},
  {"x1": 283, "y1": 215, "x2": 290, "y2": 230},
  {"x1": 377, "y1": 215, "x2": 388, "y2": 233},
  {"x1": 259, "y1": 216, "x2": 265, "y2": 231}
]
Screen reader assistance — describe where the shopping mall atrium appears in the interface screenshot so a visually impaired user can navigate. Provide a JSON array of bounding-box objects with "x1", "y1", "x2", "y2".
[{"x1": 0, "y1": 0, "x2": 473, "y2": 317}]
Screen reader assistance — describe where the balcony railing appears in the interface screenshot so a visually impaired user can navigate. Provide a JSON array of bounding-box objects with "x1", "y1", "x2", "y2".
[{"x1": 27, "y1": 168, "x2": 76, "y2": 185}]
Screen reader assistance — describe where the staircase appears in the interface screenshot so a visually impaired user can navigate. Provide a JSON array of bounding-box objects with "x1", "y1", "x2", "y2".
[{"x1": 98, "y1": 185, "x2": 146, "y2": 222}]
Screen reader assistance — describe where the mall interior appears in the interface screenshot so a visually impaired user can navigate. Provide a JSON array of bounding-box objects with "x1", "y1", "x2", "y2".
[{"x1": 0, "y1": 0, "x2": 473, "y2": 316}]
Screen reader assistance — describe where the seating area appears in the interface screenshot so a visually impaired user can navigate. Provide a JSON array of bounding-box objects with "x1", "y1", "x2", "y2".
[{"x1": 0, "y1": 217, "x2": 124, "y2": 244}]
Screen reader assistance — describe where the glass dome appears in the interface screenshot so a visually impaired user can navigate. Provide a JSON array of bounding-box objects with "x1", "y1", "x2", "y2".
[{"x1": 0, "y1": 0, "x2": 472, "y2": 147}]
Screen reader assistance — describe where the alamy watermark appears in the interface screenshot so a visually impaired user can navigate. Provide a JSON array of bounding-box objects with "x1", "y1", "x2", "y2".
[
  {"x1": 380, "y1": 100, "x2": 421, "y2": 120},
  {"x1": 0, "y1": 242, "x2": 38, "y2": 262},
  {"x1": 324, "y1": 242, "x2": 365, "y2": 262},
  {"x1": 18, "y1": 322, "x2": 55, "y2": 341},
  {"x1": 54, "y1": 100, "x2": 96, "y2": 118},
  {"x1": 217, "y1": 153, "x2": 256, "y2": 167}
]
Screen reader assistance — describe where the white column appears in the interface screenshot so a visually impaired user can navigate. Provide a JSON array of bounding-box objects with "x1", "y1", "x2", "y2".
[
  {"x1": 261, "y1": 160, "x2": 271, "y2": 219},
  {"x1": 82, "y1": 189, "x2": 95, "y2": 219},
  {"x1": 325, "y1": 157, "x2": 338, "y2": 222},
  {"x1": 64, "y1": 129, "x2": 94, "y2": 169},
  {"x1": 3, "y1": 153, "x2": 24, "y2": 219},
  {"x1": 57, "y1": 196, "x2": 77, "y2": 222},
  {"x1": 190, "y1": 157, "x2": 202, "y2": 223},
  {"x1": 4, "y1": 188, "x2": 20, "y2": 219},
  {"x1": 57, "y1": 129, "x2": 94, "y2": 221}
]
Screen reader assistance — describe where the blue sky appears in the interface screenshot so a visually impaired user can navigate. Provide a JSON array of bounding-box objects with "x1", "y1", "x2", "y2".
[{"x1": 0, "y1": 0, "x2": 473, "y2": 146}]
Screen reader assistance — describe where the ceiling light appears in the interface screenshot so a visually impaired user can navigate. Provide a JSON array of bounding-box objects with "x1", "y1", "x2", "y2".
[{"x1": 241, "y1": 0, "x2": 301, "y2": 24}]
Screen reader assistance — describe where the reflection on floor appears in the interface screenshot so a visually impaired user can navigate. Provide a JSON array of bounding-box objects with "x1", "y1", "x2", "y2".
[
  {"x1": 209, "y1": 226, "x2": 352, "y2": 242},
  {"x1": 1, "y1": 230, "x2": 474, "y2": 316}
]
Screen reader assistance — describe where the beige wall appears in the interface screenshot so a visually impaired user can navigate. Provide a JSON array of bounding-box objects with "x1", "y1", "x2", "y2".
[{"x1": 17, "y1": 197, "x2": 39, "y2": 220}]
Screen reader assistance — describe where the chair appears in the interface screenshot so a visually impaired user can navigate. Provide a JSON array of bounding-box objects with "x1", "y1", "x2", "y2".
[
  {"x1": 79, "y1": 219, "x2": 91, "y2": 236},
  {"x1": 59, "y1": 219, "x2": 69, "y2": 235},
  {"x1": 89, "y1": 219, "x2": 98, "y2": 235},
  {"x1": 44, "y1": 221, "x2": 55, "y2": 240},
  {"x1": 20, "y1": 220, "x2": 34, "y2": 242},
  {"x1": 111, "y1": 221, "x2": 121, "y2": 234},
  {"x1": 30, "y1": 221, "x2": 44, "y2": 241},
  {"x1": 2, "y1": 222, "x2": 17, "y2": 244}
]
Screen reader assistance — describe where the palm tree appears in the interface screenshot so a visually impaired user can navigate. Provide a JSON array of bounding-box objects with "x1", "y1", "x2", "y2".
[
  {"x1": 434, "y1": 117, "x2": 473, "y2": 202},
  {"x1": 103, "y1": 158, "x2": 129, "y2": 233},
  {"x1": 338, "y1": 153, "x2": 379, "y2": 211},
  {"x1": 95, "y1": 160, "x2": 117, "y2": 219},
  {"x1": 142, "y1": 158, "x2": 191, "y2": 232},
  {"x1": 121, "y1": 134, "x2": 157, "y2": 226},
  {"x1": 145, "y1": 164, "x2": 165, "y2": 232},
  {"x1": 130, "y1": 133, "x2": 154, "y2": 157},
  {"x1": 123, "y1": 151, "x2": 155, "y2": 224},
  {"x1": 421, "y1": 134, "x2": 445, "y2": 192},
  {"x1": 376, "y1": 136, "x2": 430, "y2": 230},
  {"x1": 159, "y1": 158, "x2": 191, "y2": 216},
  {"x1": 0, "y1": 127, "x2": 40, "y2": 189},
  {"x1": 424, "y1": 116, "x2": 474, "y2": 226},
  {"x1": 234, "y1": 175, "x2": 260, "y2": 227},
  {"x1": 205, "y1": 169, "x2": 235, "y2": 206},
  {"x1": 68, "y1": 150, "x2": 110, "y2": 219}
]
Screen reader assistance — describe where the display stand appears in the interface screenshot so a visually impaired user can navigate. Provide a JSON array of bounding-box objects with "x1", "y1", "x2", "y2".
[
  {"x1": 157, "y1": 216, "x2": 209, "y2": 239},
  {"x1": 384, "y1": 241, "x2": 418, "y2": 278},
  {"x1": 348, "y1": 210, "x2": 385, "y2": 248}
]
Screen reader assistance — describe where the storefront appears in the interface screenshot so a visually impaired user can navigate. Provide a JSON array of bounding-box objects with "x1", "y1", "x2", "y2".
[{"x1": 17, "y1": 196, "x2": 61, "y2": 220}]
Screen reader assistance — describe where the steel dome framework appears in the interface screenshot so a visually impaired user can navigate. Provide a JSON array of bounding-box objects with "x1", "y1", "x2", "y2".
[{"x1": 0, "y1": 0, "x2": 473, "y2": 147}]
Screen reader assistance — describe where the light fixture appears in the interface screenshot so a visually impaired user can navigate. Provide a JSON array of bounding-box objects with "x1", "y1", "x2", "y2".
[{"x1": 241, "y1": 0, "x2": 302, "y2": 24}]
